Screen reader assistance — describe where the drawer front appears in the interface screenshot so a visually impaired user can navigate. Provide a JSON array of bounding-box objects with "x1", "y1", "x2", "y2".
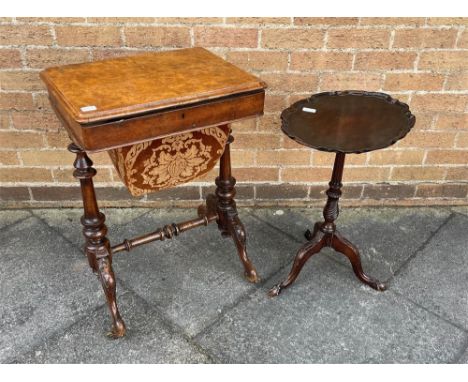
[{"x1": 80, "y1": 91, "x2": 264, "y2": 152}]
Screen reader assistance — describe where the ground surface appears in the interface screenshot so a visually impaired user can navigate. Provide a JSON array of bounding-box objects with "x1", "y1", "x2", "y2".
[{"x1": 0, "y1": 206, "x2": 467, "y2": 363}]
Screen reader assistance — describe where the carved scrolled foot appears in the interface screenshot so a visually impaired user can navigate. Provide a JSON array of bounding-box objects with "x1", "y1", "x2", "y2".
[
  {"x1": 331, "y1": 231, "x2": 387, "y2": 292},
  {"x1": 267, "y1": 283, "x2": 284, "y2": 297},
  {"x1": 96, "y1": 254, "x2": 127, "y2": 338},
  {"x1": 305, "y1": 222, "x2": 321, "y2": 241},
  {"x1": 229, "y1": 216, "x2": 260, "y2": 284},
  {"x1": 269, "y1": 231, "x2": 326, "y2": 297}
]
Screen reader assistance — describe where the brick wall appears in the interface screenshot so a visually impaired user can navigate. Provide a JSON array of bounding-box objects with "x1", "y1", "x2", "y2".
[{"x1": 0, "y1": 17, "x2": 467, "y2": 208}]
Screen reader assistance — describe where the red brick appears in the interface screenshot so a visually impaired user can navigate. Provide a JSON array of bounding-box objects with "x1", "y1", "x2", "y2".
[
  {"x1": 419, "y1": 51, "x2": 468, "y2": 71},
  {"x1": 233, "y1": 134, "x2": 280, "y2": 150},
  {"x1": 87, "y1": 17, "x2": 155, "y2": 24},
  {"x1": 55, "y1": 26, "x2": 121, "y2": 47},
  {"x1": 26, "y1": 48, "x2": 90, "y2": 69},
  {"x1": 397, "y1": 130, "x2": 456, "y2": 148},
  {"x1": 456, "y1": 133, "x2": 468, "y2": 148},
  {"x1": 342, "y1": 167, "x2": 391, "y2": 182},
  {"x1": 226, "y1": 51, "x2": 288, "y2": 71},
  {"x1": 425, "y1": 150, "x2": 468, "y2": 164},
  {"x1": 445, "y1": 73, "x2": 468, "y2": 91},
  {"x1": 327, "y1": 29, "x2": 390, "y2": 49},
  {"x1": 262, "y1": 29, "x2": 325, "y2": 49},
  {"x1": 457, "y1": 30, "x2": 468, "y2": 49},
  {"x1": 290, "y1": 52, "x2": 353, "y2": 71},
  {"x1": 413, "y1": 113, "x2": 436, "y2": 130},
  {"x1": 11, "y1": 111, "x2": 60, "y2": 131},
  {"x1": 313, "y1": 151, "x2": 366, "y2": 166},
  {"x1": 91, "y1": 49, "x2": 146, "y2": 61},
  {"x1": 125, "y1": 26, "x2": 191, "y2": 47},
  {"x1": 194, "y1": 27, "x2": 258, "y2": 48},
  {"x1": 0, "y1": 167, "x2": 53, "y2": 182},
  {"x1": 411, "y1": 94, "x2": 467, "y2": 113},
  {"x1": 258, "y1": 113, "x2": 281, "y2": 132},
  {"x1": 416, "y1": 184, "x2": 467, "y2": 198},
  {"x1": 360, "y1": 17, "x2": 426, "y2": 26},
  {"x1": 426, "y1": 18, "x2": 468, "y2": 26},
  {"x1": 0, "y1": 49, "x2": 22, "y2": 69},
  {"x1": 320, "y1": 72, "x2": 382, "y2": 90},
  {"x1": 155, "y1": 18, "x2": 222, "y2": 24},
  {"x1": 230, "y1": 119, "x2": 257, "y2": 133},
  {"x1": 393, "y1": 28, "x2": 458, "y2": 49},
  {"x1": 354, "y1": 52, "x2": 417, "y2": 70},
  {"x1": 369, "y1": 150, "x2": 425, "y2": 165},
  {"x1": 0, "y1": 93, "x2": 34, "y2": 110},
  {"x1": 17, "y1": 17, "x2": 86, "y2": 23},
  {"x1": 281, "y1": 167, "x2": 331, "y2": 182},
  {"x1": 226, "y1": 18, "x2": 291, "y2": 25},
  {"x1": 0, "y1": 71, "x2": 44, "y2": 91},
  {"x1": 0, "y1": 25, "x2": 53, "y2": 45},
  {"x1": 0, "y1": 131, "x2": 44, "y2": 149},
  {"x1": 446, "y1": 167, "x2": 468, "y2": 181},
  {"x1": 257, "y1": 150, "x2": 311, "y2": 166},
  {"x1": 391, "y1": 166, "x2": 446, "y2": 181},
  {"x1": 32, "y1": 94, "x2": 53, "y2": 112},
  {"x1": 44, "y1": 130, "x2": 71, "y2": 148},
  {"x1": 294, "y1": 17, "x2": 359, "y2": 26},
  {"x1": 0, "y1": 152, "x2": 19, "y2": 165},
  {"x1": 264, "y1": 94, "x2": 288, "y2": 113},
  {"x1": 234, "y1": 168, "x2": 279, "y2": 182},
  {"x1": 260, "y1": 73, "x2": 318, "y2": 93},
  {"x1": 20, "y1": 150, "x2": 73, "y2": 166},
  {"x1": 435, "y1": 113, "x2": 467, "y2": 130},
  {"x1": 383, "y1": 73, "x2": 445, "y2": 91},
  {"x1": 0, "y1": 111, "x2": 10, "y2": 129}
]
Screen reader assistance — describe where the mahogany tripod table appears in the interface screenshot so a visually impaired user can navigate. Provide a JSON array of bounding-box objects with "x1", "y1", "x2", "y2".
[
  {"x1": 40, "y1": 47, "x2": 266, "y2": 338},
  {"x1": 269, "y1": 91, "x2": 416, "y2": 297}
]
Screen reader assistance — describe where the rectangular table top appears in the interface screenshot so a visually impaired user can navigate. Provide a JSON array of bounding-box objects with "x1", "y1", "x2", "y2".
[{"x1": 40, "y1": 47, "x2": 266, "y2": 125}]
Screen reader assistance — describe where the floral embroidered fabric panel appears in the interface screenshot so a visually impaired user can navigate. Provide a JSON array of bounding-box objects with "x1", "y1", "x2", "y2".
[{"x1": 108, "y1": 125, "x2": 230, "y2": 196}]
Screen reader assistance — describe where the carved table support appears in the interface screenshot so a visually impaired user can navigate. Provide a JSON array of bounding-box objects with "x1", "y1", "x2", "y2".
[
  {"x1": 214, "y1": 128, "x2": 259, "y2": 283},
  {"x1": 269, "y1": 152, "x2": 386, "y2": 297},
  {"x1": 69, "y1": 143, "x2": 126, "y2": 338}
]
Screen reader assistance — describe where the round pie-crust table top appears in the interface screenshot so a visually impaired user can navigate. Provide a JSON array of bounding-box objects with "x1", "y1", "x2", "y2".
[{"x1": 281, "y1": 91, "x2": 416, "y2": 154}]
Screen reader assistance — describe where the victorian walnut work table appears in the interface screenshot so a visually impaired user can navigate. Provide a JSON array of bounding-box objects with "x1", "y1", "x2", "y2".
[
  {"x1": 269, "y1": 91, "x2": 416, "y2": 297},
  {"x1": 40, "y1": 47, "x2": 266, "y2": 338}
]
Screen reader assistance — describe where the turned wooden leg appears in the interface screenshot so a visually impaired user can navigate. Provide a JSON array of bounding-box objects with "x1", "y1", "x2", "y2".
[
  {"x1": 331, "y1": 231, "x2": 386, "y2": 291},
  {"x1": 268, "y1": 231, "x2": 326, "y2": 297},
  {"x1": 270, "y1": 152, "x2": 385, "y2": 297},
  {"x1": 69, "y1": 143, "x2": 126, "y2": 338},
  {"x1": 215, "y1": 129, "x2": 259, "y2": 283}
]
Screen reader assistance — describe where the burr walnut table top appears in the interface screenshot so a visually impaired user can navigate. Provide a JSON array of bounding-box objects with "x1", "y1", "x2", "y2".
[
  {"x1": 281, "y1": 91, "x2": 416, "y2": 154},
  {"x1": 40, "y1": 47, "x2": 266, "y2": 152}
]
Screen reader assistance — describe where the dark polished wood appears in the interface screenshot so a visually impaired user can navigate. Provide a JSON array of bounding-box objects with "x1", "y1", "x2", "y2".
[
  {"x1": 214, "y1": 131, "x2": 259, "y2": 283},
  {"x1": 270, "y1": 91, "x2": 415, "y2": 297},
  {"x1": 269, "y1": 153, "x2": 386, "y2": 297},
  {"x1": 69, "y1": 143, "x2": 126, "y2": 338},
  {"x1": 281, "y1": 91, "x2": 416, "y2": 154},
  {"x1": 41, "y1": 48, "x2": 265, "y2": 337}
]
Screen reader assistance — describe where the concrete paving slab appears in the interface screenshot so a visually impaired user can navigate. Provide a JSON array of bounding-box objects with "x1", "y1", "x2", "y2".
[
  {"x1": 0, "y1": 217, "x2": 107, "y2": 362},
  {"x1": 13, "y1": 291, "x2": 210, "y2": 364},
  {"x1": 111, "y1": 209, "x2": 298, "y2": 336},
  {"x1": 253, "y1": 207, "x2": 451, "y2": 282},
  {"x1": 31, "y1": 208, "x2": 152, "y2": 248},
  {"x1": 393, "y1": 213, "x2": 468, "y2": 330},
  {"x1": 197, "y1": 258, "x2": 467, "y2": 363},
  {"x1": 451, "y1": 206, "x2": 468, "y2": 217},
  {"x1": 0, "y1": 210, "x2": 32, "y2": 230}
]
